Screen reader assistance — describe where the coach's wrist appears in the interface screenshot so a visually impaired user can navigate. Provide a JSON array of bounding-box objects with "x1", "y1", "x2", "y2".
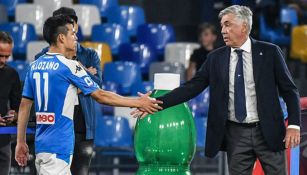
[{"x1": 287, "y1": 125, "x2": 300, "y2": 130}]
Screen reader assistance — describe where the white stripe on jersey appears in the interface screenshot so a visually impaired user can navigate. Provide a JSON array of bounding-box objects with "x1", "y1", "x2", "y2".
[
  {"x1": 62, "y1": 84, "x2": 78, "y2": 120},
  {"x1": 56, "y1": 55, "x2": 88, "y2": 77}
]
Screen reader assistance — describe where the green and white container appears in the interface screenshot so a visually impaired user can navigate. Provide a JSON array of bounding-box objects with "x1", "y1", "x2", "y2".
[{"x1": 134, "y1": 73, "x2": 196, "y2": 175}]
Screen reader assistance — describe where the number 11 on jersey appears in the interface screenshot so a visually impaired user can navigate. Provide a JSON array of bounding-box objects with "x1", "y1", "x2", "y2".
[{"x1": 33, "y1": 72, "x2": 49, "y2": 111}]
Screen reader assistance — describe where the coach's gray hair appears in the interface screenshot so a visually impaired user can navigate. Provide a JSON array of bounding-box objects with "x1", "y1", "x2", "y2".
[{"x1": 219, "y1": 5, "x2": 253, "y2": 34}]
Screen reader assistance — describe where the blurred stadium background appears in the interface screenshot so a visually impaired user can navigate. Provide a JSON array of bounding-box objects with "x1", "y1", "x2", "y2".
[{"x1": 0, "y1": 0, "x2": 306, "y2": 174}]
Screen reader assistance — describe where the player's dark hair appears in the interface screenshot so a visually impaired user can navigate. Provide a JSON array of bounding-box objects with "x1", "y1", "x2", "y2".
[{"x1": 43, "y1": 15, "x2": 74, "y2": 45}]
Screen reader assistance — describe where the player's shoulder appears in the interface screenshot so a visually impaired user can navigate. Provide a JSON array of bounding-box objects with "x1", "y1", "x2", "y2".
[
  {"x1": 29, "y1": 53, "x2": 62, "y2": 72},
  {"x1": 56, "y1": 55, "x2": 86, "y2": 76},
  {"x1": 56, "y1": 54, "x2": 78, "y2": 68}
]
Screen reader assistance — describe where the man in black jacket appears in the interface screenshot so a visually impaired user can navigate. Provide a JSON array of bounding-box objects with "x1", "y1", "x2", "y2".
[
  {"x1": 133, "y1": 5, "x2": 301, "y2": 175},
  {"x1": 0, "y1": 31, "x2": 21, "y2": 175}
]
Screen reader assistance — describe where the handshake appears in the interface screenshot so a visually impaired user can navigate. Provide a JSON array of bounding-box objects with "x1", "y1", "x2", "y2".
[{"x1": 131, "y1": 91, "x2": 163, "y2": 119}]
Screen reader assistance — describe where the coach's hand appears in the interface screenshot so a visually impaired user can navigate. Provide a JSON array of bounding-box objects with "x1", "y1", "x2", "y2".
[
  {"x1": 284, "y1": 128, "x2": 300, "y2": 148},
  {"x1": 131, "y1": 92, "x2": 163, "y2": 119},
  {"x1": 15, "y1": 142, "x2": 29, "y2": 167},
  {"x1": 138, "y1": 91, "x2": 163, "y2": 114},
  {"x1": 137, "y1": 91, "x2": 163, "y2": 114}
]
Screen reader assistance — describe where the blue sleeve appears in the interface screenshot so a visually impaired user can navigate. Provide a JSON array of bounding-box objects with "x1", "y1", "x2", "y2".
[
  {"x1": 67, "y1": 62, "x2": 100, "y2": 96},
  {"x1": 35, "y1": 47, "x2": 49, "y2": 60},
  {"x1": 22, "y1": 71, "x2": 34, "y2": 99}
]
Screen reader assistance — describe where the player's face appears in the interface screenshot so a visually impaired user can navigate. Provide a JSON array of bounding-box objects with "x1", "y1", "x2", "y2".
[
  {"x1": 67, "y1": 22, "x2": 79, "y2": 59},
  {"x1": 64, "y1": 24, "x2": 77, "y2": 54},
  {"x1": 73, "y1": 21, "x2": 79, "y2": 35},
  {"x1": 0, "y1": 42, "x2": 13, "y2": 68}
]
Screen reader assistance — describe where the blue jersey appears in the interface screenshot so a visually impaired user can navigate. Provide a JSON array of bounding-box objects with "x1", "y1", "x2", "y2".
[{"x1": 22, "y1": 53, "x2": 99, "y2": 155}]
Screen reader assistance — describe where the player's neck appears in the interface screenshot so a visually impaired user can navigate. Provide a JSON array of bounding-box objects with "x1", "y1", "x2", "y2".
[{"x1": 49, "y1": 45, "x2": 65, "y2": 57}]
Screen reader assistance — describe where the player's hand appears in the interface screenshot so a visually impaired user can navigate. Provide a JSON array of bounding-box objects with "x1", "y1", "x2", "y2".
[
  {"x1": 15, "y1": 142, "x2": 30, "y2": 167},
  {"x1": 130, "y1": 108, "x2": 149, "y2": 119},
  {"x1": 284, "y1": 128, "x2": 300, "y2": 148},
  {"x1": 137, "y1": 91, "x2": 163, "y2": 114}
]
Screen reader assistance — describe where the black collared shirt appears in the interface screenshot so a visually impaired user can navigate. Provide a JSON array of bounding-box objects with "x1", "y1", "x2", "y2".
[
  {"x1": 0, "y1": 65, "x2": 21, "y2": 116},
  {"x1": 190, "y1": 47, "x2": 212, "y2": 71}
]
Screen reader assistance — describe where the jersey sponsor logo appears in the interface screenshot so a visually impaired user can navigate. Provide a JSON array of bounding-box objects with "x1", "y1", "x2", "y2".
[{"x1": 36, "y1": 112, "x2": 55, "y2": 124}]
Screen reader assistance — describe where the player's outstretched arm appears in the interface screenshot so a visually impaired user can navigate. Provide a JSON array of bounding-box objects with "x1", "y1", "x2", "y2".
[
  {"x1": 15, "y1": 98, "x2": 32, "y2": 167},
  {"x1": 90, "y1": 90, "x2": 163, "y2": 114}
]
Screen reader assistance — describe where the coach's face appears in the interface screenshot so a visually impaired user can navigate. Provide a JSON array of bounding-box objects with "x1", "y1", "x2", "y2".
[{"x1": 220, "y1": 13, "x2": 248, "y2": 48}]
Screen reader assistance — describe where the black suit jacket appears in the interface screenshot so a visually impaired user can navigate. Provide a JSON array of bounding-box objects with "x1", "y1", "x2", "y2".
[{"x1": 157, "y1": 38, "x2": 301, "y2": 157}]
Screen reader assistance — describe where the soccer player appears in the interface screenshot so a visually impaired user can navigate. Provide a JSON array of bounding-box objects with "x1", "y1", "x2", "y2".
[
  {"x1": 15, "y1": 16, "x2": 162, "y2": 174},
  {"x1": 35, "y1": 8, "x2": 103, "y2": 174}
]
